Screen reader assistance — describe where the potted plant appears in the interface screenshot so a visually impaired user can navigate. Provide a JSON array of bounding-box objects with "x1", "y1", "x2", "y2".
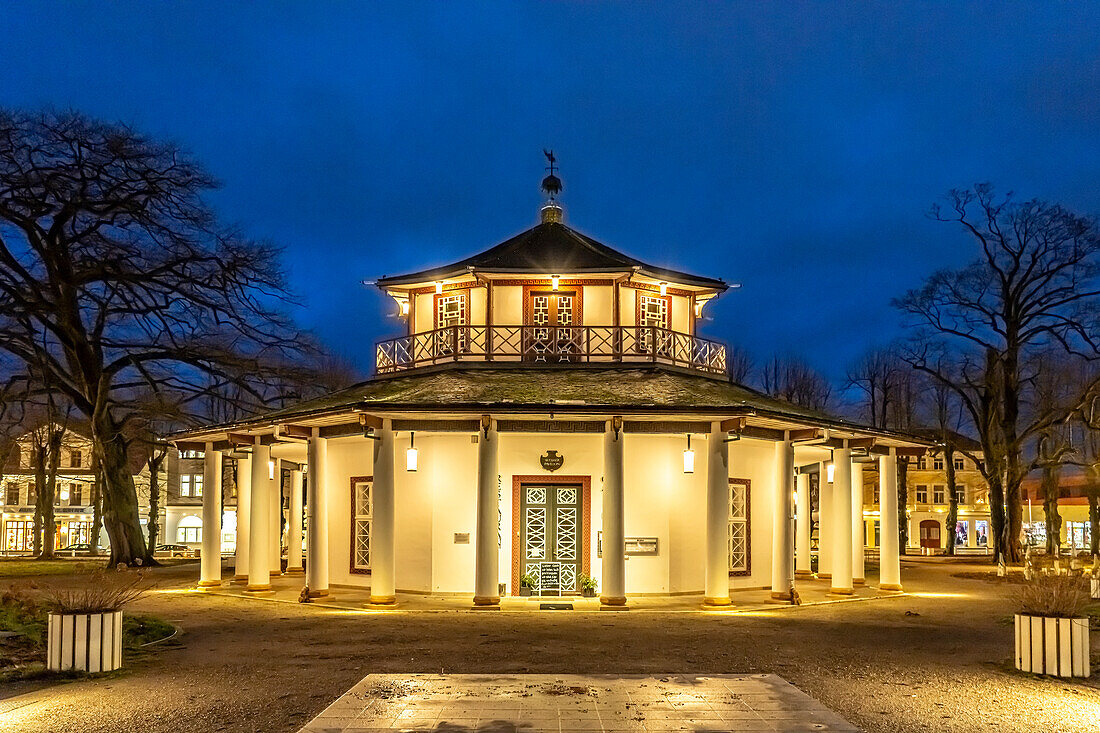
[
  {"x1": 46, "y1": 569, "x2": 147, "y2": 673},
  {"x1": 1014, "y1": 567, "x2": 1091, "y2": 678},
  {"x1": 579, "y1": 573, "x2": 598, "y2": 598},
  {"x1": 519, "y1": 571, "x2": 538, "y2": 597}
]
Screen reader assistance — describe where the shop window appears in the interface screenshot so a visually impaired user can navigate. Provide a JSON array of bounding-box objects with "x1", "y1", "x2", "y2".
[
  {"x1": 976, "y1": 520, "x2": 990, "y2": 547},
  {"x1": 177, "y1": 516, "x2": 202, "y2": 543},
  {"x1": 727, "y1": 478, "x2": 750, "y2": 575},
  {"x1": 932, "y1": 485, "x2": 946, "y2": 504},
  {"x1": 954, "y1": 521, "x2": 968, "y2": 546},
  {"x1": 351, "y1": 478, "x2": 373, "y2": 573},
  {"x1": 5, "y1": 520, "x2": 33, "y2": 551}
]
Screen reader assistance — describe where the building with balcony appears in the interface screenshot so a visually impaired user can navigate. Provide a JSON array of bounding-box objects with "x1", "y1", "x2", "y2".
[{"x1": 175, "y1": 166, "x2": 928, "y2": 605}]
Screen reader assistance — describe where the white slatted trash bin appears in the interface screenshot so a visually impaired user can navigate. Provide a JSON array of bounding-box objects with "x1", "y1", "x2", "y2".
[
  {"x1": 1014, "y1": 614, "x2": 1090, "y2": 678},
  {"x1": 47, "y1": 610, "x2": 123, "y2": 673}
]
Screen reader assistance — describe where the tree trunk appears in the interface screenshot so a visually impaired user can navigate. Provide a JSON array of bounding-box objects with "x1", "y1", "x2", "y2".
[
  {"x1": 39, "y1": 428, "x2": 64, "y2": 560},
  {"x1": 944, "y1": 444, "x2": 959, "y2": 556},
  {"x1": 897, "y1": 456, "x2": 909, "y2": 553},
  {"x1": 1041, "y1": 465, "x2": 1063, "y2": 556},
  {"x1": 147, "y1": 452, "x2": 163, "y2": 551},
  {"x1": 1000, "y1": 347, "x2": 1024, "y2": 564},
  {"x1": 92, "y1": 415, "x2": 155, "y2": 567},
  {"x1": 1088, "y1": 488, "x2": 1099, "y2": 559},
  {"x1": 32, "y1": 451, "x2": 45, "y2": 557}
]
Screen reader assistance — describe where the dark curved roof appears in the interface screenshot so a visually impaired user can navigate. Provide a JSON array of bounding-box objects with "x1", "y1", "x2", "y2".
[{"x1": 375, "y1": 220, "x2": 727, "y2": 290}]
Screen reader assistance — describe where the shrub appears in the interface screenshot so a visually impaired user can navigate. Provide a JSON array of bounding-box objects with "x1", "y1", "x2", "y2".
[
  {"x1": 1016, "y1": 571, "x2": 1089, "y2": 618},
  {"x1": 44, "y1": 569, "x2": 150, "y2": 614}
]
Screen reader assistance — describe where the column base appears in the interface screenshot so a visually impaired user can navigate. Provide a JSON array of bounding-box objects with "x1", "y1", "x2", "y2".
[
  {"x1": 307, "y1": 588, "x2": 329, "y2": 598},
  {"x1": 768, "y1": 590, "x2": 793, "y2": 602},
  {"x1": 853, "y1": 577, "x2": 866, "y2": 586},
  {"x1": 818, "y1": 572, "x2": 832, "y2": 580},
  {"x1": 794, "y1": 570, "x2": 814, "y2": 579},
  {"x1": 283, "y1": 567, "x2": 305, "y2": 576},
  {"x1": 368, "y1": 595, "x2": 397, "y2": 609},
  {"x1": 244, "y1": 584, "x2": 272, "y2": 593},
  {"x1": 232, "y1": 574, "x2": 248, "y2": 584},
  {"x1": 600, "y1": 595, "x2": 628, "y2": 610},
  {"x1": 472, "y1": 595, "x2": 500, "y2": 607},
  {"x1": 878, "y1": 583, "x2": 904, "y2": 592},
  {"x1": 828, "y1": 586, "x2": 854, "y2": 596},
  {"x1": 197, "y1": 580, "x2": 223, "y2": 588},
  {"x1": 703, "y1": 596, "x2": 732, "y2": 607}
]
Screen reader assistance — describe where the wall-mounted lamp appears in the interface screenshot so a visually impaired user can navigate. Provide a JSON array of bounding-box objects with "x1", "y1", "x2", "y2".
[
  {"x1": 435, "y1": 281, "x2": 444, "y2": 295},
  {"x1": 683, "y1": 434, "x2": 695, "y2": 474},
  {"x1": 399, "y1": 300, "x2": 410, "y2": 316},
  {"x1": 406, "y1": 432, "x2": 418, "y2": 472},
  {"x1": 826, "y1": 463, "x2": 835, "y2": 483},
  {"x1": 659, "y1": 281, "x2": 668, "y2": 296},
  {"x1": 551, "y1": 274, "x2": 560, "y2": 291}
]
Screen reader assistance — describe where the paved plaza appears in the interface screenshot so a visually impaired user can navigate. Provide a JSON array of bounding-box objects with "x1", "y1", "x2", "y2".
[{"x1": 299, "y1": 674, "x2": 858, "y2": 733}]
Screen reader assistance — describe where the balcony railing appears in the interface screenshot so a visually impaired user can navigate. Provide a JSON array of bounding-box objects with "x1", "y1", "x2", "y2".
[{"x1": 375, "y1": 325, "x2": 728, "y2": 376}]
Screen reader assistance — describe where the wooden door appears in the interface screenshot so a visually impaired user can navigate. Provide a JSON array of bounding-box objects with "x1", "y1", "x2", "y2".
[
  {"x1": 525, "y1": 290, "x2": 580, "y2": 362},
  {"x1": 919, "y1": 519, "x2": 941, "y2": 549}
]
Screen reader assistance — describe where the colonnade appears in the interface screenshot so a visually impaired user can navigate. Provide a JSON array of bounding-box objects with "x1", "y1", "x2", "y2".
[{"x1": 198, "y1": 421, "x2": 903, "y2": 604}]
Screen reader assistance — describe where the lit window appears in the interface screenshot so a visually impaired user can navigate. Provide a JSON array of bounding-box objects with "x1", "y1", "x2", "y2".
[
  {"x1": 179, "y1": 449, "x2": 205, "y2": 459},
  {"x1": 4, "y1": 483, "x2": 19, "y2": 505},
  {"x1": 70, "y1": 449, "x2": 82, "y2": 468},
  {"x1": 177, "y1": 515, "x2": 202, "y2": 543},
  {"x1": 727, "y1": 479, "x2": 750, "y2": 575},
  {"x1": 953, "y1": 486, "x2": 966, "y2": 505},
  {"x1": 352, "y1": 479, "x2": 372, "y2": 572},
  {"x1": 435, "y1": 293, "x2": 467, "y2": 355},
  {"x1": 180, "y1": 473, "x2": 204, "y2": 497},
  {"x1": 933, "y1": 485, "x2": 946, "y2": 505},
  {"x1": 915, "y1": 485, "x2": 928, "y2": 504},
  {"x1": 638, "y1": 294, "x2": 670, "y2": 355}
]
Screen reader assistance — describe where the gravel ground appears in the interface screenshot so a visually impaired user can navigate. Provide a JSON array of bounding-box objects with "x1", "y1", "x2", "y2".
[{"x1": 1, "y1": 561, "x2": 1097, "y2": 733}]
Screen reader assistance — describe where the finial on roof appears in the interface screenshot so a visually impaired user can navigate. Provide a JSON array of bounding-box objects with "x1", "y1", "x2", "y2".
[{"x1": 540, "y1": 149, "x2": 564, "y2": 223}]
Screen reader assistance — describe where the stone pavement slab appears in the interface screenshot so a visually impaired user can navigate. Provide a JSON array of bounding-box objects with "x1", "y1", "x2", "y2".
[{"x1": 298, "y1": 674, "x2": 860, "y2": 732}]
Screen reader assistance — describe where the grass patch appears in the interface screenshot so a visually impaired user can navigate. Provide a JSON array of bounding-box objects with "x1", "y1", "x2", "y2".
[{"x1": 0, "y1": 559, "x2": 106, "y2": 578}]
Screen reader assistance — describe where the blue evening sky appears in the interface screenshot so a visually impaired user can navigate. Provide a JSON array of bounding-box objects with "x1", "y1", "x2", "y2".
[{"x1": 3, "y1": 3, "x2": 1099, "y2": 383}]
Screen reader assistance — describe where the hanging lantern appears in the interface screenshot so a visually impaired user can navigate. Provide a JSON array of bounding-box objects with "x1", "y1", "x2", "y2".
[
  {"x1": 406, "y1": 431, "x2": 418, "y2": 472},
  {"x1": 826, "y1": 463, "x2": 835, "y2": 483},
  {"x1": 683, "y1": 434, "x2": 695, "y2": 474}
]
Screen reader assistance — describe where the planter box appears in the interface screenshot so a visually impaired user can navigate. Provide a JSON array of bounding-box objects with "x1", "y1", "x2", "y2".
[
  {"x1": 518, "y1": 586, "x2": 533, "y2": 597},
  {"x1": 581, "y1": 589, "x2": 597, "y2": 598},
  {"x1": 1014, "y1": 614, "x2": 1090, "y2": 678},
  {"x1": 48, "y1": 610, "x2": 123, "y2": 673}
]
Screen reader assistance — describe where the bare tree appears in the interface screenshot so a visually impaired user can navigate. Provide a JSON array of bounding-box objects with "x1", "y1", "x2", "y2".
[
  {"x1": 0, "y1": 110, "x2": 315, "y2": 565},
  {"x1": 726, "y1": 345, "x2": 754, "y2": 386},
  {"x1": 759, "y1": 355, "x2": 832, "y2": 412},
  {"x1": 896, "y1": 185, "x2": 1100, "y2": 563}
]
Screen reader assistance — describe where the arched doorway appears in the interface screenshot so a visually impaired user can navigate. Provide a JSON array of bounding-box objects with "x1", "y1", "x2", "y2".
[{"x1": 919, "y1": 519, "x2": 941, "y2": 550}]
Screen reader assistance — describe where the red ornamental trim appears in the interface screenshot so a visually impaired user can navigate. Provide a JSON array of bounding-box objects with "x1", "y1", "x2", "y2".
[{"x1": 521, "y1": 284, "x2": 585, "y2": 327}]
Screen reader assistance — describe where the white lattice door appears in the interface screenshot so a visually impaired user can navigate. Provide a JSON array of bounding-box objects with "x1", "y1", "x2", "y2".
[
  {"x1": 520, "y1": 484, "x2": 581, "y2": 595},
  {"x1": 525, "y1": 291, "x2": 579, "y2": 362}
]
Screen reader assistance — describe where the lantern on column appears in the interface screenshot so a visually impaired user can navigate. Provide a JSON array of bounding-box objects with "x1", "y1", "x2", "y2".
[
  {"x1": 826, "y1": 462, "x2": 835, "y2": 483},
  {"x1": 683, "y1": 434, "x2": 695, "y2": 474},
  {"x1": 406, "y1": 431, "x2": 418, "y2": 472}
]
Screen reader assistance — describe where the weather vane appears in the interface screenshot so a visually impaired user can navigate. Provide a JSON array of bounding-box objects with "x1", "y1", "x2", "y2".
[{"x1": 541, "y1": 149, "x2": 562, "y2": 200}]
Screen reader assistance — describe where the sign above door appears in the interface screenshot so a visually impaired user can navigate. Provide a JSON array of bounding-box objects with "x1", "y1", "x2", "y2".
[{"x1": 540, "y1": 450, "x2": 564, "y2": 472}]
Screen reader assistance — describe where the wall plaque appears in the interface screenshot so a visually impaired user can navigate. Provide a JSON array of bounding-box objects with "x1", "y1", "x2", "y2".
[
  {"x1": 453, "y1": 532, "x2": 470, "y2": 544},
  {"x1": 540, "y1": 450, "x2": 564, "y2": 472}
]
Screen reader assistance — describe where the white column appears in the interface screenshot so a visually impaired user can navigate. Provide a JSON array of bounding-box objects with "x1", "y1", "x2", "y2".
[
  {"x1": 852, "y1": 460, "x2": 866, "y2": 585},
  {"x1": 370, "y1": 418, "x2": 396, "y2": 606},
  {"x1": 305, "y1": 434, "x2": 329, "y2": 597},
  {"x1": 818, "y1": 461, "x2": 832, "y2": 579},
  {"x1": 233, "y1": 455, "x2": 251, "y2": 583},
  {"x1": 795, "y1": 471, "x2": 812, "y2": 577},
  {"x1": 285, "y1": 469, "x2": 304, "y2": 575},
  {"x1": 878, "y1": 449, "x2": 903, "y2": 591},
  {"x1": 830, "y1": 447, "x2": 854, "y2": 594},
  {"x1": 771, "y1": 438, "x2": 795, "y2": 599},
  {"x1": 270, "y1": 458, "x2": 282, "y2": 576},
  {"x1": 601, "y1": 418, "x2": 627, "y2": 607},
  {"x1": 198, "y1": 444, "x2": 223, "y2": 587},
  {"x1": 473, "y1": 417, "x2": 500, "y2": 606},
  {"x1": 704, "y1": 421, "x2": 731, "y2": 606},
  {"x1": 246, "y1": 440, "x2": 271, "y2": 592}
]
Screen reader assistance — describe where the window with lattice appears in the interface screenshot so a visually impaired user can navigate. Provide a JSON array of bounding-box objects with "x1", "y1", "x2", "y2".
[
  {"x1": 352, "y1": 479, "x2": 373, "y2": 571},
  {"x1": 728, "y1": 480, "x2": 750, "y2": 574},
  {"x1": 435, "y1": 293, "x2": 467, "y2": 354}
]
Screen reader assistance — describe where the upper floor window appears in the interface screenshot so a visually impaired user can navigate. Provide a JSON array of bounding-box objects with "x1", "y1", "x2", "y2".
[
  {"x1": 435, "y1": 293, "x2": 467, "y2": 355},
  {"x1": 933, "y1": 457, "x2": 944, "y2": 470},
  {"x1": 915, "y1": 485, "x2": 928, "y2": 504},
  {"x1": 953, "y1": 457, "x2": 965, "y2": 471},
  {"x1": 179, "y1": 449, "x2": 204, "y2": 459},
  {"x1": 180, "y1": 473, "x2": 204, "y2": 497},
  {"x1": 69, "y1": 449, "x2": 82, "y2": 468},
  {"x1": 4, "y1": 482, "x2": 19, "y2": 505},
  {"x1": 933, "y1": 485, "x2": 946, "y2": 504},
  {"x1": 953, "y1": 486, "x2": 966, "y2": 505}
]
